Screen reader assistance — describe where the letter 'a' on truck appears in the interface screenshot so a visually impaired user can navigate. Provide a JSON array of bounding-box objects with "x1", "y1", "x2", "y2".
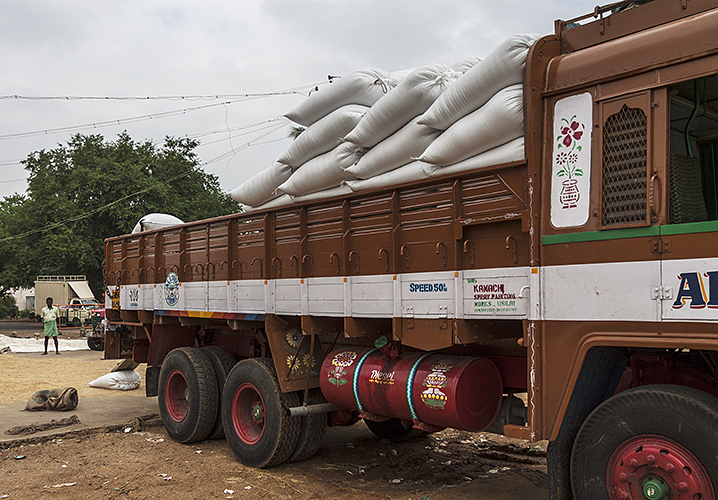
[{"x1": 104, "y1": 0, "x2": 718, "y2": 497}]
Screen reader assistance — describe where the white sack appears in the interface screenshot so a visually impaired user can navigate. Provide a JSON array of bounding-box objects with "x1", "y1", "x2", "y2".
[
  {"x1": 132, "y1": 213, "x2": 184, "y2": 234},
  {"x1": 243, "y1": 194, "x2": 294, "y2": 213},
  {"x1": 285, "y1": 68, "x2": 392, "y2": 127},
  {"x1": 229, "y1": 162, "x2": 294, "y2": 207},
  {"x1": 424, "y1": 137, "x2": 525, "y2": 177},
  {"x1": 278, "y1": 105, "x2": 368, "y2": 167},
  {"x1": 344, "y1": 161, "x2": 431, "y2": 192},
  {"x1": 419, "y1": 34, "x2": 539, "y2": 130},
  {"x1": 291, "y1": 184, "x2": 353, "y2": 202},
  {"x1": 450, "y1": 56, "x2": 481, "y2": 74},
  {"x1": 344, "y1": 64, "x2": 461, "y2": 148},
  {"x1": 387, "y1": 68, "x2": 415, "y2": 86},
  {"x1": 345, "y1": 116, "x2": 441, "y2": 179},
  {"x1": 88, "y1": 370, "x2": 141, "y2": 391},
  {"x1": 277, "y1": 142, "x2": 364, "y2": 196},
  {"x1": 418, "y1": 84, "x2": 524, "y2": 166}
]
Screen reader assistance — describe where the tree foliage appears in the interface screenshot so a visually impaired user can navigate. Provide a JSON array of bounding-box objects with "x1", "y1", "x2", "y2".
[{"x1": 0, "y1": 133, "x2": 241, "y2": 299}]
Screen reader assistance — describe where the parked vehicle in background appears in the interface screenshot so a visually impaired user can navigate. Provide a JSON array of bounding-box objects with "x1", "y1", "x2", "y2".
[{"x1": 103, "y1": 1, "x2": 718, "y2": 498}]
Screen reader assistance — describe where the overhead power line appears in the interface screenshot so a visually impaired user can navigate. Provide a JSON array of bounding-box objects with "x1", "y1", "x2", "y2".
[
  {"x1": 0, "y1": 83, "x2": 327, "y2": 102},
  {"x1": 0, "y1": 81, "x2": 326, "y2": 142}
]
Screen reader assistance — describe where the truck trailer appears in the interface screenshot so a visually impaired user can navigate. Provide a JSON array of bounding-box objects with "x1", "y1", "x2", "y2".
[{"x1": 104, "y1": 1, "x2": 718, "y2": 498}]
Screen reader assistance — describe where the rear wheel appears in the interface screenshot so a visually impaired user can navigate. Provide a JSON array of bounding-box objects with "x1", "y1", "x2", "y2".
[
  {"x1": 201, "y1": 346, "x2": 237, "y2": 440},
  {"x1": 222, "y1": 358, "x2": 300, "y2": 468},
  {"x1": 571, "y1": 384, "x2": 718, "y2": 500},
  {"x1": 158, "y1": 347, "x2": 218, "y2": 444},
  {"x1": 364, "y1": 418, "x2": 426, "y2": 441},
  {"x1": 287, "y1": 389, "x2": 327, "y2": 463}
]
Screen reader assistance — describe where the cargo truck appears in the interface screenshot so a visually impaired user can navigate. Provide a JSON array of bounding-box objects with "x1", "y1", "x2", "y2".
[{"x1": 103, "y1": 1, "x2": 718, "y2": 498}]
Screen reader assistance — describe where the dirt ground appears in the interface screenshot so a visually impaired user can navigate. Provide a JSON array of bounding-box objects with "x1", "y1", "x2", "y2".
[{"x1": 0, "y1": 321, "x2": 549, "y2": 500}]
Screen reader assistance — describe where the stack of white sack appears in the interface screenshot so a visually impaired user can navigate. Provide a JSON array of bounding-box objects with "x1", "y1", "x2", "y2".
[
  {"x1": 417, "y1": 84, "x2": 524, "y2": 166},
  {"x1": 344, "y1": 63, "x2": 461, "y2": 148},
  {"x1": 419, "y1": 33, "x2": 539, "y2": 130},
  {"x1": 344, "y1": 137, "x2": 524, "y2": 192},
  {"x1": 234, "y1": 34, "x2": 536, "y2": 211},
  {"x1": 285, "y1": 68, "x2": 393, "y2": 126}
]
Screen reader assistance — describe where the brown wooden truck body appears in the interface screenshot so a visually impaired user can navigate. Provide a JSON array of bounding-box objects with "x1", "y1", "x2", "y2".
[{"x1": 105, "y1": 1, "x2": 718, "y2": 496}]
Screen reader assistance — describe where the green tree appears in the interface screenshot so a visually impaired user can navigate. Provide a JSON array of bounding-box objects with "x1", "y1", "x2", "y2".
[
  {"x1": 0, "y1": 132, "x2": 241, "y2": 298},
  {"x1": 0, "y1": 295, "x2": 17, "y2": 319}
]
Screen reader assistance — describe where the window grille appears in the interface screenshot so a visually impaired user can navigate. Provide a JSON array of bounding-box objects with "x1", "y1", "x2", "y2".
[{"x1": 601, "y1": 104, "x2": 648, "y2": 226}]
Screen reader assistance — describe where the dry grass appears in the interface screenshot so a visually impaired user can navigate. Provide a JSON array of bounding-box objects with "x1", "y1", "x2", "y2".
[{"x1": 0, "y1": 356, "x2": 148, "y2": 408}]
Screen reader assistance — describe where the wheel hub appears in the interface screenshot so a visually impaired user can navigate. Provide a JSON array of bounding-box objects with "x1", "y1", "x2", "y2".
[
  {"x1": 252, "y1": 402, "x2": 263, "y2": 423},
  {"x1": 641, "y1": 476, "x2": 669, "y2": 500},
  {"x1": 608, "y1": 435, "x2": 715, "y2": 500}
]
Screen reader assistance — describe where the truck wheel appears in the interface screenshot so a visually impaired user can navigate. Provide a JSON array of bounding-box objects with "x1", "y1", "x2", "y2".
[
  {"x1": 222, "y1": 358, "x2": 300, "y2": 468},
  {"x1": 364, "y1": 418, "x2": 425, "y2": 441},
  {"x1": 201, "y1": 346, "x2": 237, "y2": 440},
  {"x1": 571, "y1": 384, "x2": 718, "y2": 500},
  {"x1": 287, "y1": 389, "x2": 327, "y2": 463},
  {"x1": 158, "y1": 347, "x2": 218, "y2": 444},
  {"x1": 87, "y1": 336, "x2": 104, "y2": 351}
]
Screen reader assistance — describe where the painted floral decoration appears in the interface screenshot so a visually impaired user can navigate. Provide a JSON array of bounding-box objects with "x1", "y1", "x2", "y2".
[{"x1": 556, "y1": 116, "x2": 585, "y2": 180}]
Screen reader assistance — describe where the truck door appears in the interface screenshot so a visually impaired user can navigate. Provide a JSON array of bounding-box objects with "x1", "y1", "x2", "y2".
[
  {"x1": 543, "y1": 90, "x2": 662, "y2": 326},
  {"x1": 661, "y1": 74, "x2": 718, "y2": 324}
]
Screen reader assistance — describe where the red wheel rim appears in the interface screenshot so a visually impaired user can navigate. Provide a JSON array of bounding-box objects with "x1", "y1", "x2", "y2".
[
  {"x1": 232, "y1": 382, "x2": 265, "y2": 445},
  {"x1": 165, "y1": 369, "x2": 189, "y2": 422},
  {"x1": 607, "y1": 434, "x2": 715, "y2": 500}
]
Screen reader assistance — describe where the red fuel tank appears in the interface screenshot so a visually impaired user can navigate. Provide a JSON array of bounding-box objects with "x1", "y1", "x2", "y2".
[{"x1": 320, "y1": 346, "x2": 503, "y2": 432}]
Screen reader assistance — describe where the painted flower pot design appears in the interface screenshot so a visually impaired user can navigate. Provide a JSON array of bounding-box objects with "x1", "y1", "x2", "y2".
[{"x1": 560, "y1": 178, "x2": 580, "y2": 209}]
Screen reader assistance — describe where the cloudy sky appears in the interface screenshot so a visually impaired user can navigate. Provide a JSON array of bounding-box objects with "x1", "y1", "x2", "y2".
[{"x1": 0, "y1": 0, "x2": 599, "y2": 203}]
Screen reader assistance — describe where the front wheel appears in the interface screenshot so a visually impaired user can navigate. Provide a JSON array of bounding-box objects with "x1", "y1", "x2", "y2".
[
  {"x1": 571, "y1": 384, "x2": 718, "y2": 500},
  {"x1": 222, "y1": 358, "x2": 300, "y2": 468}
]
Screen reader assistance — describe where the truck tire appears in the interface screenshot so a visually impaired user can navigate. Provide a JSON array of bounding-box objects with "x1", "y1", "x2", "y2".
[
  {"x1": 87, "y1": 336, "x2": 104, "y2": 351},
  {"x1": 201, "y1": 346, "x2": 237, "y2": 440},
  {"x1": 364, "y1": 418, "x2": 426, "y2": 441},
  {"x1": 222, "y1": 358, "x2": 300, "y2": 468},
  {"x1": 571, "y1": 384, "x2": 718, "y2": 500},
  {"x1": 158, "y1": 347, "x2": 219, "y2": 444},
  {"x1": 287, "y1": 389, "x2": 327, "y2": 463}
]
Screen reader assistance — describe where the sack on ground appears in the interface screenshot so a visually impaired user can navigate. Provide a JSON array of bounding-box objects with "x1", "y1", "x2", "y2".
[
  {"x1": 344, "y1": 64, "x2": 461, "y2": 148},
  {"x1": 418, "y1": 84, "x2": 524, "y2": 166},
  {"x1": 278, "y1": 105, "x2": 368, "y2": 167},
  {"x1": 277, "y1": 142, "x2": 364, "y2": 196},
  {"x1": 285, "y1": 68, "x2": 392, "y2": 127},
  {"x1": 419, "y1": 34, "x2": 539, "y2": 130},
  {"x1": 345, "y1": 116, "x2": 441, "y2": 179},
  {"x1": 88, "y1": 370, "x2": 141, "y2": 391},
  {"x1": 229, "y1": 162, "x2": 294, "y2": 207},
  {"x1": 25, "y1": 387, "x2": 78, "y2": 411}
]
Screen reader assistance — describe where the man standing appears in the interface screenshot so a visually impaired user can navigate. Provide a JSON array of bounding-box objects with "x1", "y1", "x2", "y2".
[{"x1": 41, "y1": 297, "x2": 60, "y2": 355}]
